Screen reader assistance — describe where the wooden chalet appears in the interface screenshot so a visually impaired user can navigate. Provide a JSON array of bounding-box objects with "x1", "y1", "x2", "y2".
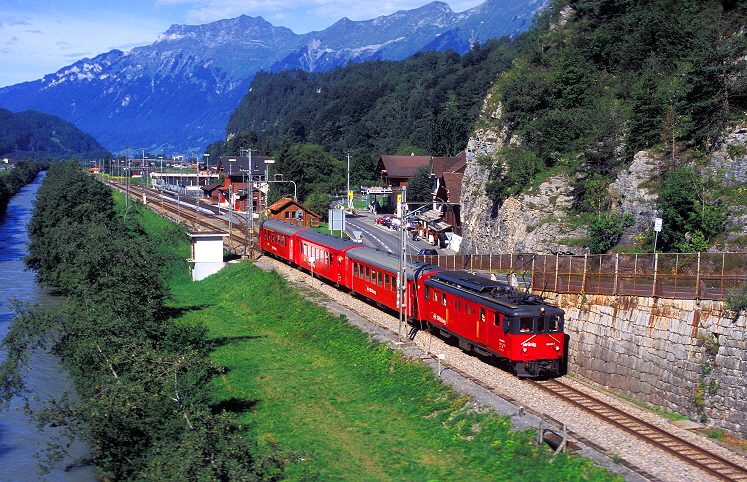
[
  {"x1": 374, "y1": 154, "x2": 431, "y2": 212},
  {"x1": 430, "y1": 151, "x2": 466, "y2": 236},
  {"x1": 376, "y1": 155, "x2": 431, "y2": 188},
  {"x1": 267, "y1": 197, "x2": 321, "y2": 228}
]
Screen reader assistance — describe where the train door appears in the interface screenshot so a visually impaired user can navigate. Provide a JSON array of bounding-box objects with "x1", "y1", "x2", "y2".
[
  {"x1": 481, "y1": 310, "x2": 502, "y2": 350},
  {"x1": 476, "y1": 306, "x2": 492, "y2": 347}
]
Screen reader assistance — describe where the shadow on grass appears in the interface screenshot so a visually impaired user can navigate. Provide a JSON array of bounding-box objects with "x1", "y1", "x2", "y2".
[
  {"x1": 210, "y1": 397, "x2": 259, "y2": 414},
  {"x1": 210, "y1": 335, "x2": 265, "y2": 349},
  {"x1": 160, "y1": 304, "x2": 212, "y2": 320}
]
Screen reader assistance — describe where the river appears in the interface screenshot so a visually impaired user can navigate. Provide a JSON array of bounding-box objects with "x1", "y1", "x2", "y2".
[{"x1": 0, "y1": 172, "x2": 96, "y2": 481}]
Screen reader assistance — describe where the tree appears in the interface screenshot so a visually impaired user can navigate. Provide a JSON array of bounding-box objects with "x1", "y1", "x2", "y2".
[
  {"x1": 407, "y1": 164, "x2": 432, "y2": 203},
  {"x1": 656, "y1": 166, "x2": 726, "y2": 252},
  {"x1": 349, "y1": 149, "x2": 378, "y2": 187},
  {"x1": 1, "y1": 163, "x2": 287, "y2": 478},
  {"x1": 304, "y1": 191, "x2": 331, "y2": 222},
  {"x1": 273, "y1": 144, "x2": 344, "y2": 201},
  {"x1": 429, "y1": 93, "x2": 468, "y2": 157}
]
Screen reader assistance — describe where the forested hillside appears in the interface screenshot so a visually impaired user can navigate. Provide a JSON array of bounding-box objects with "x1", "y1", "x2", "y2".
[
  {"x1": 0, "y1": 109, "x2": 109, "y2": 160},
  {"x1": 471, "y1": 0, "x2": 747, "y2": 253},
  {"x1": 214, "y1": 0, "x2": 747, "y2": 253},
  {"x1": 222, "y1": 37, "x2": 524, "y2": 159}
]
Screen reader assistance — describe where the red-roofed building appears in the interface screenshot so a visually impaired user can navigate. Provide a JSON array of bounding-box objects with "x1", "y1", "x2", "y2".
[
  {"x1": 374, "y1": 154, "x2": 431, "y2": 213},
  {"x1": 431, "y1": 151, "x2": 465, "y2": 235},
  {"x1": 376, "y1": 155, "x2": 431, "y2": 188},
  {"x1": 267, "y1": 197, "x2": 321, "y2": 227}
]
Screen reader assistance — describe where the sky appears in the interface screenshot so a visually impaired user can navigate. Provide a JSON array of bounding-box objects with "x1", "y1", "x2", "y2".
[{"x1": 0, "y1": 0, "x2": 486, "y2": 88}]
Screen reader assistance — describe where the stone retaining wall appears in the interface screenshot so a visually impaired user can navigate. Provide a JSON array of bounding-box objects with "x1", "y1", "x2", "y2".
[{"x1": 546, "y1": 293, "x2": 747, "y2": 438}]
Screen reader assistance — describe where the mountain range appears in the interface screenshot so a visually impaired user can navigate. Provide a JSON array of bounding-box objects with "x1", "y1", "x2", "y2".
[{"x1": 0, "y1": 0, "x2": 547, "y2": 155}]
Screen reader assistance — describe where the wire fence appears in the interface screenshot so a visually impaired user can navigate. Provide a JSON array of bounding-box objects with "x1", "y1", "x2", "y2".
[{"x1": 411, "y1": 252, "x2": 747, "y2": 300}]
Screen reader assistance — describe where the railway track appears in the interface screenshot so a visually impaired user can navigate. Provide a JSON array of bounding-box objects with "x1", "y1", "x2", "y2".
[
  {"x1": 532, "y1": 378, "x2": 747, "y2": 482},
  {"x1": 109, "y1": 180, "x2": 254, "y2": 254}
]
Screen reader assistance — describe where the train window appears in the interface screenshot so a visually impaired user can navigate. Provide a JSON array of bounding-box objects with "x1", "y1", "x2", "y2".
[
  {"x1": 378, "y1": 271, "x2": 383, "y2": 286},
  {"x1": 424, "y1": 286, "x2": 430, "y2": 300},
  {"x1": 545, "y1": 315, "x2": 562, "y2": 332},
  {"x1": 365, "y1": 267, "x2": 371, "y2": 282},
  {"x1": 465, "y1": 303, "x2": 470, "y2": 315},
  {"x1": 354, "y1": 263, "x2": 359, "y2": 277},
  {"x1": 479, "y1": 307, "x2": 486, "y2": 322},
  {"x1": 519, "y1": 317, "x2": 533, "y2": 333},
  {"x1": 456, "y1": 299, "x2": 461, "y2": 311},
  {"x1": 371, "y1": 269, "x2": 376, "y2": 283},
  {"x1": 441, "y1": 293, "x2": 447, "y2": 306},
  {"x1": 433, "y1": 291, "x2": 439, "y2": 303},
  {"x1": 384, "y1": 274, "x2": 390, "y2": 289}
]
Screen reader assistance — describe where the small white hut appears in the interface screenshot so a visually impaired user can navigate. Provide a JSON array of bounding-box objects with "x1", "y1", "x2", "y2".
[{"x1": 188, "y1": 231, "x2": 228, "y2": 281}]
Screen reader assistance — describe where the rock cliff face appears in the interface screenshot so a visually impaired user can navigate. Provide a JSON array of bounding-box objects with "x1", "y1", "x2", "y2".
[
  {"x1": 460, "y1": 98, "x2": 587, "y2": 255},
  {"x1": 707, "y1": 124, "x2": 747, "y2": 249},
  {"x1": 607, "y1": 151, "x2": 660, "y2": 245},
  {"x1": 460, "y1": 96, "x2": 747, "y2": 254}
]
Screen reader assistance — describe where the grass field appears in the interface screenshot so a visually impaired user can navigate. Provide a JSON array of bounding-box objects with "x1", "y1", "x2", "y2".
[{"x1": 163, "y1": 252, "x2": 619, "y2": 481}]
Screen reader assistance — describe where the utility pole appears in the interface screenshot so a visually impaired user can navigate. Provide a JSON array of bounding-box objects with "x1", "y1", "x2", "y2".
[
  {"x1": 397, "y1": 186, "x2": 407, "y2": 341},
  {"x1": 125, "y1": 145, "x2": 130, "y2": 208},
  {"x1": 248, "y1": 148, "x2": 255, "y2": 256},
  {"x1": 347, "y1": 150, "x2": 351, "y2": 210}
]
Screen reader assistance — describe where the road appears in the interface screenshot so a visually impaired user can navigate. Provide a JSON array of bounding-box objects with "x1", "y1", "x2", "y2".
[{"x1": 343, "y1": 209, "x2": 440, "y2": 256}]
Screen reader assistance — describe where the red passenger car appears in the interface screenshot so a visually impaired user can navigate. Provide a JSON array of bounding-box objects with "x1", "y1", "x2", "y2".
[
  {"x1": 345, "y1": 248, "x2": 439, "y2": 320},
  {"x1": 260, "y1": 219, "x2": 307, "y2": 261},
  {"x1": 258, "y1": 220, "x2": 566, "y2": 378},
  {"x1": 422, "y1": 271, "x2": 565, "y2": 377},
  {"x1": 293, "y1": 229, "x2": 362, "y2": 285}
]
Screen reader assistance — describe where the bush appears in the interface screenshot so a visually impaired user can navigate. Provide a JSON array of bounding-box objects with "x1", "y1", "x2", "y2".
[{"x1": 587, "y1": 213, "x2": 634, "y2": 254}]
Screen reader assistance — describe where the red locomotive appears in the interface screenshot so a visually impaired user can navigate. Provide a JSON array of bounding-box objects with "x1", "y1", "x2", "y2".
[{"x1": 260, "y1": 220, "x2": 565, "y2": 377}]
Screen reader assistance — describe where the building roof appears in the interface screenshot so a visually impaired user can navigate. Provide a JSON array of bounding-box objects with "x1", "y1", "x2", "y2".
[
  {"x1": 267, "y1": 197, "x2": 321, "y2": 218},
  {"x1": 217, "y1": 155, "x2": 272, "y2": 178},
  {"x1": 431, "y1": 151, "x2": 466, "y2": 177},
  {"x1": 378, "y1": 155, "x2": 431, "y2": 179},
  {"x1": 442, "y1": 172, "x2": 464, "y2": 203},
  {"x1": 417, "y1": 209, "x2": 443, "y2": 222}
]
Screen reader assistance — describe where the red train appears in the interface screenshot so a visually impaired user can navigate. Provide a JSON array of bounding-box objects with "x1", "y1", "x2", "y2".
[{"x1": 260, "y1": 220, "x2": 565, "y2": 377}]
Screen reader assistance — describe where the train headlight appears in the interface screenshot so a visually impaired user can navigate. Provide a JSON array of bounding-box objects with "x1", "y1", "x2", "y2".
[
  {"x1": 555, "y1": 346, "x2": 560, "y2": 351},
  {"x1": 522, "y1": 347, "x2": 527, "y2": 353}
]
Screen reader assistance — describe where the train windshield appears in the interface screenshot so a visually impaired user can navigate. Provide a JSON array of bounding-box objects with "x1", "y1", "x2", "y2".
[
  {"x1": 543, "y1": 315, "x2": 563, "y2": 333},
  {"x1": 510, "y1": 315, "x2": 563, "y2": 334},
  {"x1": 519, "y1": 317, "x2": 533, "y2": 333}
]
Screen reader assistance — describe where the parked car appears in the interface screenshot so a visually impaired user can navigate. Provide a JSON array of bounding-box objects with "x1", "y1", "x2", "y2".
[
  {"x1": 375, "y1": 215, "x2": 394, "y2": 224},
  {"x1": 417, "y1": 248, "x2": 438, "y2": 256}
]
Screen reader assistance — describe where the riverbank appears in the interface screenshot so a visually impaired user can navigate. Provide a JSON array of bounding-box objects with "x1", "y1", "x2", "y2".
[{"x1": 0, "y1": 171, "x2": 95, "y2": 482}]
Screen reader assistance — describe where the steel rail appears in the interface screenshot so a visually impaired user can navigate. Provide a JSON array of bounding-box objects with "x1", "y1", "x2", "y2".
[{"x1": 532, "y1": 379, "x2": 747, "y2": 482}]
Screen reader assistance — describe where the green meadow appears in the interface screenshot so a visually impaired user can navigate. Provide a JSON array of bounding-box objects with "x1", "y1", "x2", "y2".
[{"x1": 164, "y1": 242, "x2": 618, "y2": 480}]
